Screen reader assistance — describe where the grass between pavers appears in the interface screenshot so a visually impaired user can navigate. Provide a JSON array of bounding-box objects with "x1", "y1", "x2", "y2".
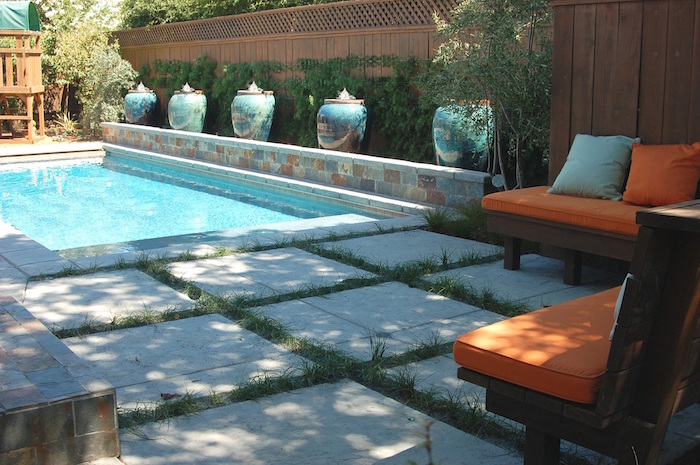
[{"x1": 43, "y1": 218, "x2": 599, "y2": 462}]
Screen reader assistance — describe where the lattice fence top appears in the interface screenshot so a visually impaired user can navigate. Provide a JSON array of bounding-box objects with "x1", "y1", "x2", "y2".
[{"x1": 114, "y1": 0, "x2": 459, "y2": 47}]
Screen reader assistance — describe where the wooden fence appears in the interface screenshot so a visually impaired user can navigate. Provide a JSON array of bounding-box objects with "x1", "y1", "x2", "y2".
[
  {"x1": 549, "y1": 0, "x2": 700, "y2": 183},
  {"x1": 113, "y1": 0, "x2": 459, "y2": 79}
]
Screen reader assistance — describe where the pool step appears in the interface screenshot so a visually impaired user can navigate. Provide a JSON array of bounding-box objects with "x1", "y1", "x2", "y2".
[
  {"x1": 0, "y1": 296, "x2": 119, "y2": 464},
  {"x1": 0, "y1": 141, "x2": 104, "y2": 164}
]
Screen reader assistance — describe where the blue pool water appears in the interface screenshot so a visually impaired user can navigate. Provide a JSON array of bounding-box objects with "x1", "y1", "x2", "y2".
[{"x1": 0, "y1": 154, "x2": 384, "y2": 251}]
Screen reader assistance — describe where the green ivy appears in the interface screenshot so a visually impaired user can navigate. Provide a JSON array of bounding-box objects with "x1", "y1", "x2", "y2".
[
  {"x1": 139, "y1": 55, "x2": 439, "y2": 163},
  {"x1": 370, "y1": 57, "x2": 435, "y2": 162}
]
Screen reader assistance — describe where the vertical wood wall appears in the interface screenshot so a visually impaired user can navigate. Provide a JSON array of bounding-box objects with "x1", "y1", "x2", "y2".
[{"x1": 549, "y1": 0, "x2": 700, "y2": 184}]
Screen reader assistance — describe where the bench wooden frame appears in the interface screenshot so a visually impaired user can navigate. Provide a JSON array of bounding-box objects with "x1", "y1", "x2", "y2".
[
  {"x1": 488, "y1": 209, "x2": 637, "y2": 285},
  {"x1": 459, "y1": 200, "x2": 700, "y2": 464}
]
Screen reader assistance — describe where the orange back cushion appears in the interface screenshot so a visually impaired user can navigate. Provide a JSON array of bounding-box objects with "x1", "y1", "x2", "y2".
[{"x1": 622, "y1": 142, "x2": 700, "y2": 207}]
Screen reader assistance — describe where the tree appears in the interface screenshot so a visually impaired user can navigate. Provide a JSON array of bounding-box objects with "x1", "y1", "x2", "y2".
[
  {"x1": 120, "y1": 0, "x2": 343, "y2": 29},
  {"x1": 33, "y1": 0, "x2": 136, "y2": 126},
  {"x1": 81, "y1": 49, "x2": 137, "y2": 132},
  {"x1": 420, "y1": 0, "x2": 552, "y2": 189},
  {"x1": 119, "y1": 0, "x2": 197, "y2": 28}
]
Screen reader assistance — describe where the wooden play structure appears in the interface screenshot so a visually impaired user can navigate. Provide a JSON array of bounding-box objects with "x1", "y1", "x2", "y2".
[{"x1": 0, "y1": 1, "x2": 44, "y2": 142}]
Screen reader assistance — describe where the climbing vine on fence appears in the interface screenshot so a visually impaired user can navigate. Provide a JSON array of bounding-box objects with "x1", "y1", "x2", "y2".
[{"x1": 138, "y1": 55, "x2": 436, "y2": 164}]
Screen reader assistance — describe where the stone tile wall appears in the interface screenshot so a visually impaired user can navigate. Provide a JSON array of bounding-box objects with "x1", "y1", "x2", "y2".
[
  {"x1": 101, "y1": 123, "x2": 495, "y2": 208},
  {"x1": 0, "y1": 297, "x2": 119, "y2": 465}
]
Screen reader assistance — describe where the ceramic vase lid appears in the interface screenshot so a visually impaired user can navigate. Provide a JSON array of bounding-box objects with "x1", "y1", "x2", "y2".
[
  {"x1": 128, "y1": 82, "x2": 154, "y2": 93},
  {"x1": 324, "y1": 88, "x2": 363, "y2": 105},
  {"x1": 237, "y1": 82, "x2": 273, "y2": 96},
  {"x1": 174, "y1": 82, "x2": 203, "y2": 95}
]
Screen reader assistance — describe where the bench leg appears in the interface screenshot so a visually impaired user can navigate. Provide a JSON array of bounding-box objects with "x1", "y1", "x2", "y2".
[
  {"x1": 563, "y1": 249, "x2": 582, "y2": 285},
  {"x1": 503, "y1": 236, "x2": 521, "y2": 270},
  {"x1": 524, "y1": 426, "x2": 560, "y2": 465}
]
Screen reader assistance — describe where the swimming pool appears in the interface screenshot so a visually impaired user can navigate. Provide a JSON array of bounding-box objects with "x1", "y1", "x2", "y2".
[{"x1": 0, "y1": 150, "x2": 402, "y2": 252}]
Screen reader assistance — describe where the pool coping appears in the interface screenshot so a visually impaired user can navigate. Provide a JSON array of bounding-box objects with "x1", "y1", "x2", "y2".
[{"x1": 103, "y1": 143, "x2": 430, "y2": 217}]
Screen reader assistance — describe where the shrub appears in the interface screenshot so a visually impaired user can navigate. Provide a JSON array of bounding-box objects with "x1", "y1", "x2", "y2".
[
  {"x1": 419, "y1": 0, "x2": 552, "y2": 188},
  {"x1": 81, "y1": 49, "x2": 137, "y2": 133}
]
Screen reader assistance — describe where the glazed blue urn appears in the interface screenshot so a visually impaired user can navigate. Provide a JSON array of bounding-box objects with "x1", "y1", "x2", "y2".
[
  {"x1": 317, "y1": 89, "x2": 367, "y2": 153},
  {"x1": 124, "y1": 82, "x2": 157, "y2": 125},
  {"x1": 433, "y1": 102, "x2": 493, "y2": 170},
  {"x1": 232, "y1": 83, "x2": 275, "y2": 141},
  {"x1": 168, "y1": 83, "x2": 207, "y2": 133}
]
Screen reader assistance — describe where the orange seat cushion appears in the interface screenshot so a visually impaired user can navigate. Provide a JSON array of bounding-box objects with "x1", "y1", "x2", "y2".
[
  {"x1": 453, "y1": 287, "x2": 619, "y2": 404},
  {"x1": 482, "y1": 186, "x2": 643, "y2": 236}
]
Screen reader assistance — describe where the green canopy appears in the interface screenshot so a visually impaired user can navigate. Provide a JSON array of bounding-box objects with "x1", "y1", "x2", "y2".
[{"x1": 0, "y1": 1, "x2": 41, "y2": 32}]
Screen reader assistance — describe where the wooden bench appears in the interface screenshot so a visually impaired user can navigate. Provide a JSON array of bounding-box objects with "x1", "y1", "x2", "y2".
[
  {"x1": 482, "y1": 186, "x2": 645, "y2": 284},
  {"x1": 454, "y1": 199, "x2": 700, "y2": 464}
]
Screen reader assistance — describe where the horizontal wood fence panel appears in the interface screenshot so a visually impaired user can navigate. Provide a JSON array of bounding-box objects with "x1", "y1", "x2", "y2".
[
  {"x1": 549, "y1": 0, "x2": 700, "y2": 183},
  {"x1": 114, "y1": 0, "x2": 457, "y2": 47},
  {"x1": 118, "y1": 29, "x2": 444, "y2": 80},
  {"x1": 114, "y1": 0, "x2": 457, "y2": 75}
]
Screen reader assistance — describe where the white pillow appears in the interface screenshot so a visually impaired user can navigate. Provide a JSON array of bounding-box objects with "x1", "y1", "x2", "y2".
[{"x1": 610, "y1": 273, "x2": 634, "y2": 340}]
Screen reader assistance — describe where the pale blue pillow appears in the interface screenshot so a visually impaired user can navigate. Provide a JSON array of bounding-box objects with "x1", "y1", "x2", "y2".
[{"x1": 547, "y1": 134, "x2": 640, "y2": 200}]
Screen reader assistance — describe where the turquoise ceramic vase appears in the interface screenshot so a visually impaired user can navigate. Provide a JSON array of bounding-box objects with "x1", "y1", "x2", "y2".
[
  {"x1": 231, "y1": 83, "x2": 275, "y2": 141},
  {"x1": 432, "y1": 103, "x2": 493, "y2": 170},
  {"x1": 317, "y1": 89, "x2": 367, "y2": 153},
  {"x1": 168, "y1": 83, "x2": 207, "y2": 133},
  {"x1": 124, "y1": 82, "x2": 157, "y2": 125}
]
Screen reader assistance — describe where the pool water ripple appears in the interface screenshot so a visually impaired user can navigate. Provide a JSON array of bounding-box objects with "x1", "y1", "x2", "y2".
[{"x1": 0, "y1": 155, "x2": 384, "y2": 251}]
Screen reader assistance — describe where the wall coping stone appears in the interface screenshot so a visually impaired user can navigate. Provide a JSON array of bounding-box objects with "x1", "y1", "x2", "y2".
[{"x1": 101, "y1": 122, "x2": 495, "y2": 208}]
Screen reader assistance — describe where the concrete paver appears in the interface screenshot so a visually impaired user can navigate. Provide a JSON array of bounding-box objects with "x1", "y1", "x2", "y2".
[
  {"x1": 427, "y1": 254, "x2": 624, "y2": 309},
  {"x1": 318, "y1": 229, "x2": 502, "y2": 267},
  {"x1": 64, "y1": 314, "x2": 308, "y2": 410},
  {"x1": 388, "y1": 354, "x2": 486, "y2": 403},
  {"x1": 120, "y1": 380, "x2": 521, "y2": 465},
  {"x1": 0, "y1": 278, "x2": 25, "y2": 302},
  {"x1": 661, "y1": 404, "x2": 700, "y2": 464},
  {"x1": 259, "y1": 282, "x2": 498, "y2": 360},
  {"x1": 22, "y1": 269, "x2": 195, "y2": 329},
  {"x1": 169, "y1": 247, "x2": 375, "y2": 298}
]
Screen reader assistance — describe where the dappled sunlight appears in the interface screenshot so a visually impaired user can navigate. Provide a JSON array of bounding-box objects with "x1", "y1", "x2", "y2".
[
  {"x1": 171, "y1": 247, "x2": 373, "y2": 296},
  {"x1": 462, "y1": 310, "x2": 611, "y2": 364},
  {"x1": 263, "y1": 400, "x2": 317, "y2": 421},
  {"x1": 454, "y1": 289, "x2": 619, "y2": 399},
  {"x1": 303, "y1": 282, "x2": 478, "y2": 337},
  {"x1": 334, "y1": 382, "x2": 395, "y2": 418},
  {"x1": 120, "y1": 381, "x2": 449, "y2": 464},
  {"x1": 22, "y1": 269, "x2": 194, "y2": 328},
  {"x1": 64, "y1": 314, "x2": 307, "y2": 401}
]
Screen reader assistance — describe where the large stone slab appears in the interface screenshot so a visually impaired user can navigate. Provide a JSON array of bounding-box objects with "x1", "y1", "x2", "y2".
[
  {"x1": 427, "y1": 254, "x2": 624, "y2": 309},
  {"x1": 661, "y1": 404, "x2": 700, "y2": 464},
  {"x1": 22, "y1": 269, "x2": 195, "y2": 330},
  {"x1": 119, "y1": 380, "x2": 521, "y2": 465},
  {"x1": 259, "y1": 282, "x2": 500, "y2": 360},
  {"x1": 63, "y1": 314, "x2": 308, "y2": 410},
  {"x1": 169, "y1": 247, "x2": 374, "y2": 298},
  {"x1": 388, "y1": 354, "x2": 486, "y2": 403},
  {"x1": 318, "y1": 229, "x2": 502, "y2": 267}
]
